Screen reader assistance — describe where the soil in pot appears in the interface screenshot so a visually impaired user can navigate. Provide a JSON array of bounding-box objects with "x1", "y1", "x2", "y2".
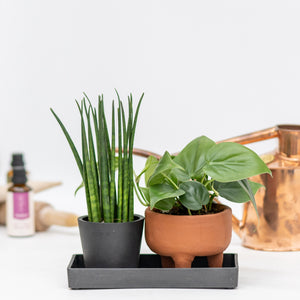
[{"x1": 145, "y1": 204, "x2": 232, "y2": 268}]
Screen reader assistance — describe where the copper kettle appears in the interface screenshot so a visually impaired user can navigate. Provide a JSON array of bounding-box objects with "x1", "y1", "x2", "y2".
[{"x1": 219, "y1": 124, "x2": 300, "y2": 251}]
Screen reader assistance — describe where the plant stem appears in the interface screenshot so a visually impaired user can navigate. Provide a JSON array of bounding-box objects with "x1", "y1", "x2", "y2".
[
  {"x1": 162, "y1": 173, "x2": 179, "y2": 190},
  {"x1": 204, "y1": 179, "x2": 214, "y2": 187},
  {"x1": 133, "y1": 180, "x2": 148, "y2": 206},
  {"x1": 187, "y1": 209, "x2": 192, "y2": 216},
  {"x1": 208, "y1": 194, "x2": 214, "y2": 211}
]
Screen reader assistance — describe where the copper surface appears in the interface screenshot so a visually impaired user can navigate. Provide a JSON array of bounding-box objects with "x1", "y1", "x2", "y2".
[
  {"x1": 218, "y1": 126, "x2": 278, "y2": 145},
  {"x1": 225, "y1": 124, "x2": 300, "y2": 251}
]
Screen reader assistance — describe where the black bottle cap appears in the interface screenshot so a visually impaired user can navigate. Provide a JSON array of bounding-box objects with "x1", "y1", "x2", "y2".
[
  {"x1": 11, "y1": 153, "x2": 25, "y2": 167},
  {"x1": 12, "y1": 167, "x2": 27, "y2": 184}
]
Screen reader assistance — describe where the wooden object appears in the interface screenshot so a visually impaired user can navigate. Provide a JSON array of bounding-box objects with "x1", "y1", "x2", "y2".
[
  {"x1": 0, "y1": 201, "x2": 78, "y2": 231},
  {"x1": 0, "y1": 180, "x2": 62, "y2": 203}
]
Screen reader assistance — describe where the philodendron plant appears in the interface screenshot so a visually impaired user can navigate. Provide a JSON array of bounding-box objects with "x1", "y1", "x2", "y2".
[
  {"x1": 51, "y1": 92, "x2": 143, "y2": 223},
  {"x1": 136, "y1": 136, "x2": 271, "y2": 215}
]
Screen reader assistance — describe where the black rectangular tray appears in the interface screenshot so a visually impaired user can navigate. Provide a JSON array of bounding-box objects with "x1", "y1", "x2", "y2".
[{"x1": 67, "y1": 253, "x2": 238, "y2": 289}]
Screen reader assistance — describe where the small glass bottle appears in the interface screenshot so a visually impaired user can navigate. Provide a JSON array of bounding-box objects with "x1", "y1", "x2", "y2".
[
  {"x1": 7, "y1": 153, "x2": 25, "y2": 183},
  {"x1": 6, "y1": 167, "x2": 35, "y2": 236}
]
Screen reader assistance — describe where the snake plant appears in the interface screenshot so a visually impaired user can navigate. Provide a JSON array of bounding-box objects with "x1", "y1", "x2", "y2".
[{"x1": 51, "y1": 92, "x2": 143, "y2": 223}]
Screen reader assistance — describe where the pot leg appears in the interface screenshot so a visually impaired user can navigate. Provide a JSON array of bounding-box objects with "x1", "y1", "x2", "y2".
[
  {"x1": 207, "y1": 253, "x2": 223, "y2": 268},
  {"x1": 160, "y1": 256, "x2": 174, "y2": 268},
  {"x1": 172, "y1": 255, "x2": 194, "y2": 268}
]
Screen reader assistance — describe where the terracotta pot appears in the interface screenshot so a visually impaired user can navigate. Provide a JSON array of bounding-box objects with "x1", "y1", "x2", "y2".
[{"x1": 145, "y1": 204, "x2": 232, "y2": 268}]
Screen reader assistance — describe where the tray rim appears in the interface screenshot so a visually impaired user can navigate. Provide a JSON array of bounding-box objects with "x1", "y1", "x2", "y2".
[{"x1": 68, "y1": 253, "x2": 239, "y2": 270}]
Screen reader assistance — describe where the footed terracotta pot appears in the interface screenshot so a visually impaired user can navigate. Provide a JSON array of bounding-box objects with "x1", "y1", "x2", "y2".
[{"x1": 145, "y1": 204, "x2": 232, "y2": 268}]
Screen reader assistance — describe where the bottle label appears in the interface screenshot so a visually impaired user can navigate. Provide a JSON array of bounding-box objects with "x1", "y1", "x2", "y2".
[
  {"x1": 13, "y1": 192, "x2": 29, "y2": 219},
  {"x1": 6, "y1": 191, "x2": 34, "y2": 236}
]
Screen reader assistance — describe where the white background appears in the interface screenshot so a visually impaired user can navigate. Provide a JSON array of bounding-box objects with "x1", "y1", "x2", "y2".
[
  {"x1": 1, "y1": 1, "x2": 300, "y2": 216},
  {"x1": 1, "y1": 1, "x2": 300, "y2": 298}
]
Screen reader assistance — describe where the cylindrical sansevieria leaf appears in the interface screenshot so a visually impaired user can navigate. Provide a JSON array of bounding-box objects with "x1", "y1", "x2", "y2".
[
  {"x1": 128, "y1": 94, "x2": 144, "y2": 221},
  {"x1": 120, "y1": 101, "x2": 129, "y2": 222},
  {"x1": 91, "y1": 107, "x2": 103, "y2": 219},
  {"x1": 127, "y1": 96, "x2": 134, "y2": 221},
  {"x1": 98, "y1": 98, "x2": 112, "y2": 223},
  {"x1": 85, "y1": 104, "x2": 101, "y2": 222},
  {"x1": 117, "y1": 102, "x2": 123, "y2": 222},
  {"x1": 110, "y1": 102, "x2": 116, "y2": 221},
  {"x1": 77, "y1": 101, "x2": 95, "y2": 222}
]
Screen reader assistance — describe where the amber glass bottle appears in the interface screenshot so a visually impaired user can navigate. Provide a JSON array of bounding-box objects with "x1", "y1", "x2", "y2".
[{"x1": 7, "y1": 153, "x2": 25, "y2": 183}]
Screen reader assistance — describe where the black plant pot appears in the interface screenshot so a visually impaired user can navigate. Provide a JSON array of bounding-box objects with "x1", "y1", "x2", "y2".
[{"x1": 78, "y1": 214, "x2": 144, "y2": 268}]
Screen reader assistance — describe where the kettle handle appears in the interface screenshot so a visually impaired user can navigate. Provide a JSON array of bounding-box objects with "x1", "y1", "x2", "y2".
[
  {"x1": 217, "y1": 126, "x2": 278, "y2": 145},
  {"x1": 132, "y1": 126, "x2": 278, "y2": 158}
]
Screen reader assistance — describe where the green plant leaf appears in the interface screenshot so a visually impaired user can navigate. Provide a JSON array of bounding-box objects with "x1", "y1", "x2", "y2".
[
  {"x1": 50, "y1": 108, "x2": 83, "y2": 177},
  {"x1": 140, "y1": 187, "x2": 150, "y2": 202},
  {"x1": 169, "y1": 168, "x2": 191, "y2": 184},
  {"x1": 135, "y1": 155, "x2": 159, "y2": 186},
  {"x1": 174, "y1": 136, "x2": 216, "y2": 178},
  {"x1": 148, "y1": 151, "x2": 185, "y2": 186},
  {"x1": 144, "y1": 156, "x2": 159, "y2": 186},
  {"x1": 204, "y1": 142, "x2": 272, "y2": 182},
  {"x1": 74, "y1": 181, "x2": 84, "y2": 196},
  {"x1": 149, "y1": 183, "x2": 185, "y2": 209},
  {"x1": 215, "y1": 179, "x2": 263, "y2": 203},
  {"x1": 154, "y1": 198, "x2": 176, "y2": 211},
  {"x1": 178, "y1": 181, "x2": 210, "y2": 210},
  {"x1": 237, "y1": 179, "x2": 259, "y2": 216}
]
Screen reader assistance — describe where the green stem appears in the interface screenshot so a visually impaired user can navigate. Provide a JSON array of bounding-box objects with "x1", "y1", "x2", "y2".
[
  {"x1": 200, "y1": 175, "x2": 206, "y2": 184},
  {"x1": 133, "y1": 181, "x2": 148, "y2": 206},
  {"x1": 187, "y1": 209, "x2": 192, "y2": 216},
  {"x1": 211, "y1": 183, "x2": 219, "y2": 197},
  {"x1": 208, "y1": 194, "x2": 215, "y2": 211},
  {"x1": 162, "y1": 173, "x2": 179, "y2": 190},
  {"x1": 204, "y1": 179, "x2": 214, "y2": 187}
]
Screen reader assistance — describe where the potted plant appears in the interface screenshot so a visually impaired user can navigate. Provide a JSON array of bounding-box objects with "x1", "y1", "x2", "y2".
[
  {"x1": 135, "y1": 136, "x2": 271, "y2": 268},
  {"x1": 51, "y1": 92, "x2": 144, "y2": 268}
]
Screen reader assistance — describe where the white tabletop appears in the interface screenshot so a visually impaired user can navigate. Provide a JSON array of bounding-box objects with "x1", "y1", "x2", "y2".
[{"x1": 1, "y1": 218, "x2": 300, "y2": 300}]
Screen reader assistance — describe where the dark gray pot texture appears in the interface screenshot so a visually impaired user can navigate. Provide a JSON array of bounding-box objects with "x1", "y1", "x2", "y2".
[{"x1": 78, "y1": 214, "x2": 144, "y2": 268}]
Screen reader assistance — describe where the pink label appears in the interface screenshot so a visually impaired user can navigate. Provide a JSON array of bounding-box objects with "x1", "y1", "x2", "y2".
[{"x1": 13, "y1": 192, "x2": 29, "y2": 219}]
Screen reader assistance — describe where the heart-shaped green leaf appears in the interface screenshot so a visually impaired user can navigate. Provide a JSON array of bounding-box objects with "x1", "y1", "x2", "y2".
[
  {"x1": 237, "y1": 179, "x2": 259, "y2": 216},
  {"x1": 215, "y1": 179, "x2": 263, "y2": 203},
  {"x1": 169, "y1": 168, "x2": 191, "y2": 184},
  {"x1": 154, "y1": 198, "x2": 176, "y2": 211},
  {"x1": 174, "y1": 136, "x2": 216, "y2": 178},
  {"x1": 148, "y1": 151, "x2": 185, "y2": 186},
  {"x1": 179, "y1": 181, "x2": 210, "y2": 210},
  {"x1": 135, "y1": 155, "x2": 159, "y2": 186},
  {"x1": 204, "y1": 142, "x2": 272, "y2": 182},
  {"x1": 149, "y1": 183, "x2": 185, "y2": 209}
]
